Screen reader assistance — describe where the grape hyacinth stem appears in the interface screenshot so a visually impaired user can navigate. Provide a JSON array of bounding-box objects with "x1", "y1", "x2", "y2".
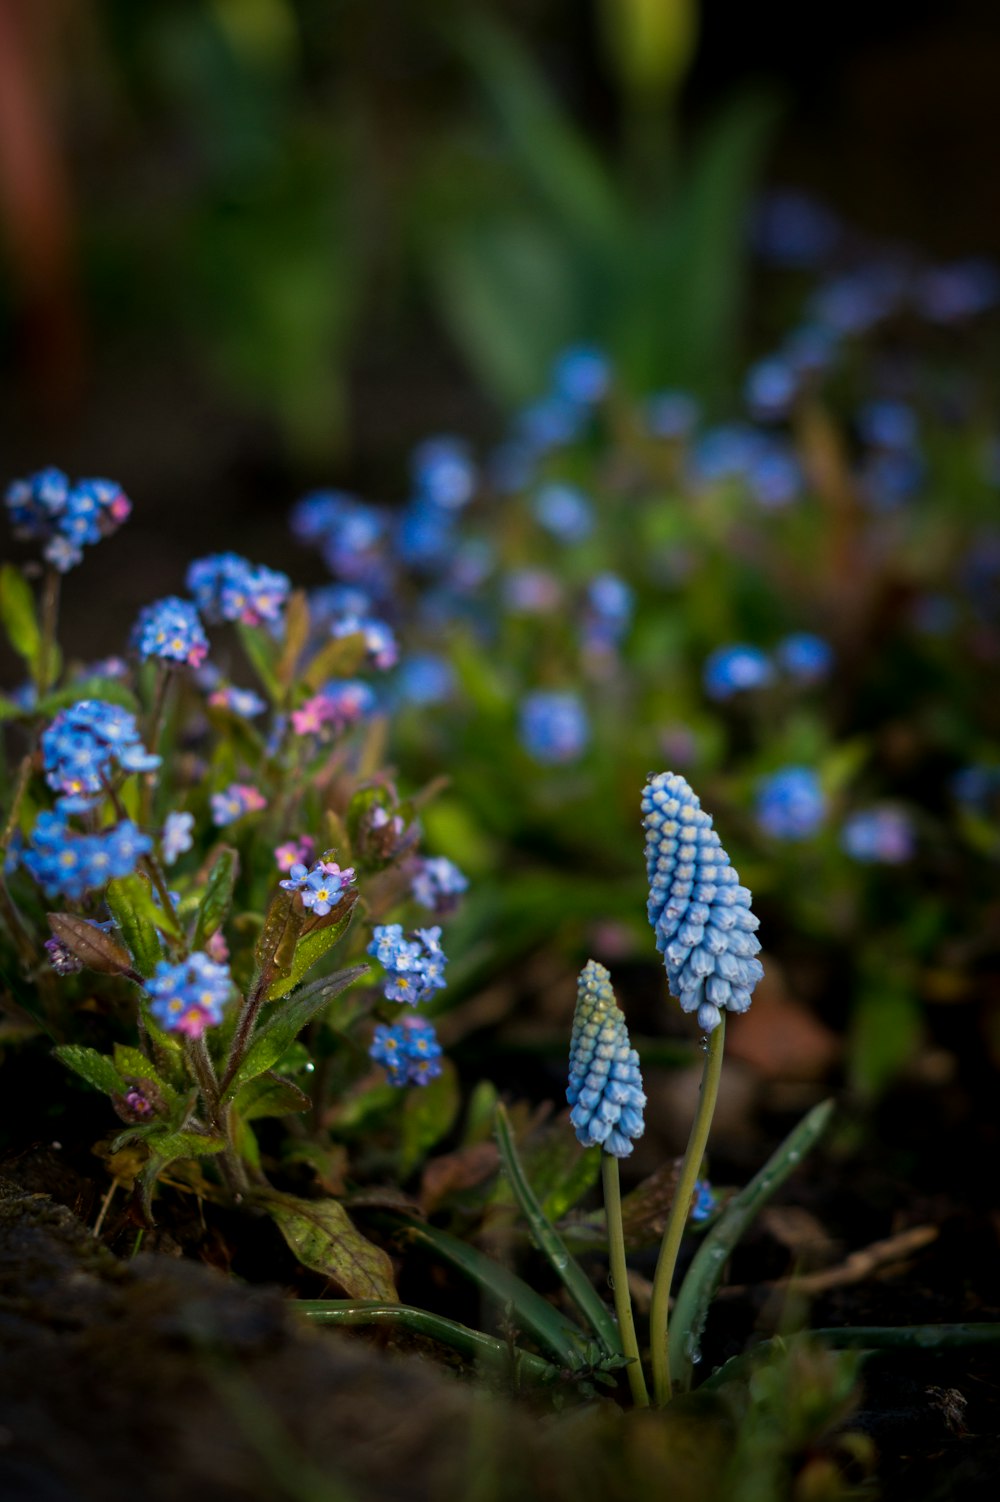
[
  {"x1": 601, "y1": 1152, "x2": 649, "y2": 1408},
  {"x1": 649, "y1": 1015, "x2": 726, "y2": 1406}
]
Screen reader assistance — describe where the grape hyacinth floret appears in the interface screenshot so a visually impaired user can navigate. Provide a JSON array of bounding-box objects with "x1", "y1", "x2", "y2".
[
  {"x1": 367, "y1": 923, "x2": 447, "y2": 1005},
  {"x1": 186, "y1": 552, "x2": 291, "y2": 627},
  {"x1": 643, "y1": 772, "x2": 764, "y2": 1034},
  {"x1": 132, "y1": 597, "x2": 209, "y2": 668},
  {"x1": 145, "y1": 952, "x2": 232, "y2": 1039},
  {"x1": 5, "y1": 468, "x2": 131, "y2": 571},
  {"x1": 370, "y1": 1015, "x2": 443, "y2": 1087},
  {"x1": 566, "y1": 960, "x2": 646, "y2": 1158},
  {"x1": 41, "y1": 700, "x2": 160, "y2": 809}
]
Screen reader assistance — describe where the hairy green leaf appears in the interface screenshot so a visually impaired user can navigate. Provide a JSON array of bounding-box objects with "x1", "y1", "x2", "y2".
[
  {"x1": 266, "y1": 892, "x2": 358, "y2": 999},
  {"x1": 260, "y1": 1191, "x2": 398, "y2": 1300},
  {"x1": 53, "y1": 1045, "x2": 125, "y2": 1097},
  {"x1": 47, "y1": 913, "x2": 136, "y2": 976},
  {"x1": 229, "y1": 964, "x2": 367, "y2": 1092},
  {"x1": 192, "y1": 846, "x2": 239, "y2": 950},
  {"x1": 0, "y1": 564, "x2": 41, "y2": 671},
  {"x1": 106, "y1": 875, "x2": 165, "y2": 975}
]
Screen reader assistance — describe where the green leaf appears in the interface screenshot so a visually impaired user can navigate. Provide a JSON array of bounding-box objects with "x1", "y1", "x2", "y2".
[
  {"x1": 670, "y1": 1098, "x2": 835, "y2": 1393},
  {"x1": 399, "y1": 1059, "x2": 461, "y2": 1178},
  {"x1": 266, "y1": 891, "x2": 358, "y2": 999},
  {"x1": 106, "y1": 875, "x2": 166, "y2": 975},
  {"x1": 192, "y1": 846, "x2": 239, "y2": 950},
  {"x1": 237, "y1": 622, "x2": 281, "y2": 702},
  {"x1": 276, "y1": 589, "x2": 310, "y2": 687},
  {"x1": 145, "y1": 1129, "x2": 227, "y2": 1161},
  {"x1": 298, "y1": 1301, "x2": 558, "y2": 1385},
  {"x1": 37, "y1": 678, "x2": 140, "y2": 717},
  {"x1": 47, "y1": 913, "x2": 136, "y2": 976},
  {"x1": 229, "y1": 963, "x2": 367, "y2": 1092},
  {"x1": 396, "y1": 1216, "x2": 588, "y2": 1368},
  {"x1": 53, "y1": 1045, "x2": 125, "y2": 1097},
  {"x1": 0, "y1": 695, "x2": 25, "y2": 721},
  {"x1": 494, "y1": 1103, "x2": 621, "y2": 1357},
  {"x1": 112, "y1": 1044, "x2": 181, "y2": 1106},
  {"x1": 848, "y1": 978, "x2": 922, "y2": 1099},
  {"x1": 253, "y1": 885, "x2": 305, "y2": 996},
  {"x1": 259, "y1": 1191, "x2": 398, "y2": 1300},
  {"x1": 0, "y1": 564, "x2": 41, "y2": 671},
  {"x1": 302, "y1": 631, "x2": 368, "y2": 691},
  {"x1": 233, "y1": 1071, "x2": 311, "y2": 1121}
]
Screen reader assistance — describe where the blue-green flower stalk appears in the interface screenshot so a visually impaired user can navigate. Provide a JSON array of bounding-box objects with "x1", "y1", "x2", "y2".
[
  {"x1": 568, "y1": 960, "x2": 649, "y2": 1406},
  {"x1": 642, "y1": 771, "x2": 764, "y2": 1405}
]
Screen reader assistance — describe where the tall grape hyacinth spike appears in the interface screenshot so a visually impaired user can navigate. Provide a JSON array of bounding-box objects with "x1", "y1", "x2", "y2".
[
  {"x1": 567, "y1": 960, "x2": 646, "y2": 1157},
  {"x1": 643, "y1": 772, "x2": 764, "y2": 1032}
]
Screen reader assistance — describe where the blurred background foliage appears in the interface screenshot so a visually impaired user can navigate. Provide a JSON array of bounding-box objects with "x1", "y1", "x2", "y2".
[{"x1": 2, "y1": 0, "x2": 1000, "y2": 490}]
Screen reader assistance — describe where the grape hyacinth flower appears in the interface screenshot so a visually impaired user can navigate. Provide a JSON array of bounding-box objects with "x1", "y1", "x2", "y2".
[
  {"x1": 367, "y1": 924, "x2": 448, "y2": 1005},
  {"x1": 411, "y1": 856, "x2": 468, "y2": 914},
  {"x1": 370, "y1": 1015, "x2": 443, "y2": 1087},
  {"x1": 186, "y1": 552, "x2": 290, "y2": 627},
  {"x1": 42, "y1": 700, "x2": 160, "y2": 809},
  {"x1": 210, "y1": 783, "x2": 267, "y2": 826},
  {"x1": 566, "y1": 960, "x2": 646, "y2": 1158},
  {"x1": 755, "y1": 767, "x2": 827, "y2": 840},
  {"x1": 133, "y1": 597, "x2": 209, "y2": 668},
  {"x1": 161, "y1": 811, "x2": 195, "y2": 865},
  {"x1": 145, "y1": 952, "x2": 232, "y2": 1039},
  {"x1": 703, "y1": 645, "x2": 775, "y2": 700},
  {"x1": 643, "y1": 772, "x2": 764, "y2": 1034},
  {"x1": 4, "y1": 468, "x2": 131, "y2": 571},
  {"x1": 841, "y1": 806, "x2": 915, "y2": 864},
  {"x1": 519, "y1": 690, "x2": 589, "y2": 765}
]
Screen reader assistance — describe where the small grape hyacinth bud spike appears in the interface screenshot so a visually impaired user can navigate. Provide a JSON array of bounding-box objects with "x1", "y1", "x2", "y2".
[
  {"x1": 567, "y1": 960, "x2": 646, "y2": 1157},
  {"x1": 642, "y1": 771, "x2": 764, "y2": 1032}
]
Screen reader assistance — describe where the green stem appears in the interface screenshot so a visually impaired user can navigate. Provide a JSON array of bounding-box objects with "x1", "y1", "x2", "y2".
[
  {"x1": 649, "y1": 1014, "x2": 726, "y2": 1407},
  {"x1": 186, "y1": 1034, "x2": 248, "y2": 1195},
  {"x1": 37, "y1": 565, "x2": 61, "y2": 697},
  {"x1": 140, "y1": 664, "x2": 172, "y2": 828},
  {"x1": 602, "y1": 1152, "x2": 649, "y2": 1407},
  {"x1": 297, "y1": 1302, "x2": 559, "y2": 1387}
]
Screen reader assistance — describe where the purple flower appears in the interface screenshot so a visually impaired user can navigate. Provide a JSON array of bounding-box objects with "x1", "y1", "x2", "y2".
[
  {"x1": 210, "y1": 783, "x2": 266, "y2": 826},
  {"x1": 841, "y1": 807, "x2": 915, "y2": 864},
  {"x1": 4, "y1": 469, "x2": 130, "y2": 571},
  {"x1": 411, "y1": 857, "x2": 468, "y2": 914}
]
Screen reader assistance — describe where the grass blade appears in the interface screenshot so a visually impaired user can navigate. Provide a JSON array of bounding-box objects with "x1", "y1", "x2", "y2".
[
  {"x1": 700, "y1": 1323, "x2": 1000, "y2": 1392},
  {"x1": 494, "y1": 1103, "x2": 621, "y2": 1357},
  {"x1": 391, "y1": 1215, "x2": 589, "y2": 1369},
  {"x1": 298, "y1": 1300, "x2": 558, "y2": 1386},
  {"x1": 670, "y1": 1098, "x2": 835, "y2": 1393}
]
